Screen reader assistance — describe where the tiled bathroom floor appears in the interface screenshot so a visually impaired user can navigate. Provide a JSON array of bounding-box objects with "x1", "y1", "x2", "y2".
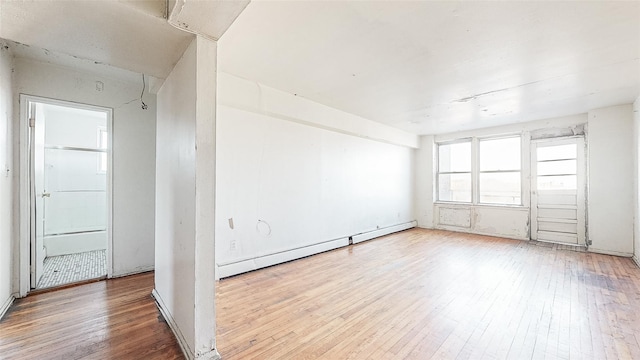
[{"x1": 37, "y1": 250, "x2": 107, "y2": 289}]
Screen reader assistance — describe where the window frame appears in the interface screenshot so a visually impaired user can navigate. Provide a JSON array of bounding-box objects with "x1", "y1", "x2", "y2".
[
  {"x1": 436, "y1": 138, "x2": 473, "y2": 204},
  {"x1": 477, "y1": 135, "x2": 523, "y2": 206},
  {"x1": 436, "y1": 134, "x2": 523, "y2": 206},
  {"x1": 97, "y1": 127, "x2": 107, "y2": 174}
]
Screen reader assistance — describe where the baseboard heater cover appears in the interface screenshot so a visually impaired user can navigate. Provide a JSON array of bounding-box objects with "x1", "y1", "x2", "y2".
[
  {"x1": 218, "y1": 237, "x2": 350, "y2": 279},
  {"x1": 217, "y1": 220, "x2": 418, "y2": 279},
  {"x1": 352, "y1": 221, "x2": 417, "y2": 244}
]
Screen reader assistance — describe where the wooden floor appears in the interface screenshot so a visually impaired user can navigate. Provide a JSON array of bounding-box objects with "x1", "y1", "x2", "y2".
[
  {"x1": 1, "y1": 229, "x2": 639, "y2": 359},
  {"x1": 216, "y1": 229, "x2": 640, "y2": 359},
  {"x1": 0, "y1": 272, "x2": 183, "y2": 359}
]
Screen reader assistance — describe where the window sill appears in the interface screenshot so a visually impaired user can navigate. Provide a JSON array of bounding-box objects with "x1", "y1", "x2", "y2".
[{"x1": 434, "y1": 202, "x2": 528, "y2": 210}]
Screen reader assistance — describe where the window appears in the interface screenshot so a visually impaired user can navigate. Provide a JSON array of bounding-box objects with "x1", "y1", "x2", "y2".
[
  {"x1": 536, "y1": 144, "x2": 577, "y2": 190},
  {"x1": 436, "y1": 135, "x2": 522, "y2": 205},
  {"x1": 479, "y1": 137, "x2": 521, "y2": 205},
  {"x1": 437, "y1": 140, "x2": 472, "y2": 202},
  {"x1": 98, "y1": 127, "x2": 107, "y2": 174}
]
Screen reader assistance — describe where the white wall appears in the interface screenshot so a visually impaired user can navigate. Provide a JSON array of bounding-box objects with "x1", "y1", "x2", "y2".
[
  {"x1": 13, "y1": 57, "x2": 157, "y2": 278},
  {"x1": 634, "y1": 96, "x2": 640, "y2": 265},
  {"x1": 155, "y1": 36, "x2": 219, "y2": 360},
  {"x1": 215, "y1": 74, "x2": 416, "y2": 278},
  {"x1": 422, "y1": 114, "x2": 586, "y2": 240},
  {"x1": 0, "y1": 41, "x2": 15, "y2": 317},
  {"x1": 588, "y1": 105, "x2": 634, "y2": 256},
  {"x1": 633, "y1": 96, "x2": 640, "y2": 265},
  {"x1": 218, "y1": 72, "x2": 419, "y2": 149},
  {"x1": 415, "y1": 135, "x2": 434, "y2": 228},
  {"x1": 155, "y1": 39, "x2": 197, "y2": 353},
  {"x1": 418, "y1": 106, "x2": 636, "y2": 256}
]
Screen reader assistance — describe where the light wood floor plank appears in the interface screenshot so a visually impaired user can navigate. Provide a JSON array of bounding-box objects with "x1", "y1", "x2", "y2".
[
  {"x1": 216, "y1": 229, "x2": 640, "y2": 359},
  {"x1": 2, "y1": 229, "x2": 639, "y2": 359},
  {"x1": 0, "y1": 272, "x2": 183, "y2": 360}
]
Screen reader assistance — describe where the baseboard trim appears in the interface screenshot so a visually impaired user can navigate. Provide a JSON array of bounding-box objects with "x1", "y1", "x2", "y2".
[
  {"x1": 112, "y1": 265, "x2": 154, "y2": 278},
  {"x1": 588, "y1": 248, "x2": 634, "y2": 257},
  {"x1": 0, "y1": 295, "x2": 15, "y2": 321},
  {"x1": 152, "y1": 289, "x2": 194, "y2": 360},
  {"x1": 352, "y1": 221, "x2": 418, "y2": 244},
  {"x1": 633, "y1": 255, "x2": 640, "y2": 269}
]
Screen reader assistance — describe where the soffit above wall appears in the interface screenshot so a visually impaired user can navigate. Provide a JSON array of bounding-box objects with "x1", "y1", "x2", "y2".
[
  {"x1": 7, "y1": 40, "x2": 164, "y2": 92},
  {"x1": 168, "y1": 0, "x2": 250, "y2": 41}
]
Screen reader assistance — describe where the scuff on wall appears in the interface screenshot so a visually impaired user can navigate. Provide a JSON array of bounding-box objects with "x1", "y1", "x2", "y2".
[{"x1": 438, "y1": 207, "x2": 471, "y2": 228}]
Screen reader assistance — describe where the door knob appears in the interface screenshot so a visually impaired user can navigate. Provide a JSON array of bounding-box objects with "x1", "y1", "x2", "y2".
[{"x1": 42, "y1": 192, "x2": 50, "y2": 198}]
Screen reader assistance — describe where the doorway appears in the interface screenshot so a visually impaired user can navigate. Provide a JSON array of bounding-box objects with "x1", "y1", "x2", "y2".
[
  {"x1": 23, "y1": 96, "x2": 112, "y2": 290},
  {"x1": 530, "y1": 137, "x2": 586, "y2": 245}
]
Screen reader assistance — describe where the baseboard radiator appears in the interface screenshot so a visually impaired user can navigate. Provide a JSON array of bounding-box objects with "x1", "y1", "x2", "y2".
[{"x1": 217, "y1": 220, "x2": 417, "y2": 279}]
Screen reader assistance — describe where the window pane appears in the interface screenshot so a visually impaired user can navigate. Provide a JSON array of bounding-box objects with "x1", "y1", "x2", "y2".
[
  {"x1": 99, "y1": 130, "x2": 108, "y2": 149},
  {"x1": 537, "y1": 144, "x2": 576, "y2": 161},
  {"x1": 479, "y1": 137, "x2": 520, "y2": 171},
  {"x1": 537, "y1": 175, "x2": 576, "y2": 190},
  {"x1": 479, "y1": 172, "x2": 521, "y2": 205},
  {"x1": 538, "y1": 159, "x2": 576, "y2": 176},
  {"x1": 99, "y1": 153, "x2": 107, "y2": 173},
  {"x1": 438, "y1": 142, "x2": 471, "y2": 172},
  {"x1": 438, "y1": 173, "x2": 471, "y2": 202}
]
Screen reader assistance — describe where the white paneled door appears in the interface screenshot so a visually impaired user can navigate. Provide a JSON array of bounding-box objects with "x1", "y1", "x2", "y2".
[{"x1": 531, "y1": 137, "x2": 586, "y2": 245}]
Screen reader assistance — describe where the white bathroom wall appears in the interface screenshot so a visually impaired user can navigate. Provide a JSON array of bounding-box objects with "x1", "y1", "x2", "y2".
[
  {"x1": 41, "y1": 104, "x2": 108, "y2": 256},
  {"x1": 0, "y1": 41, "x2": 15, "y2": 318},
  {"x1": 13, "y1": 57, "x2": 157, "y2": 280},
  {"x1": 216, "y1": 74, "x2": 416, "y2": 278},
  {"x1": 588, "y1": 104, "x2": 634, "y2": 256}
]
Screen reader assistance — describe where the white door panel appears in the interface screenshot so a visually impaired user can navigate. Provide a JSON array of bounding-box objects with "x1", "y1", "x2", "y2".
[
  {"x1": 537, "y1": 194, "x2": 577, "y2": 206},
  {"x1": 537, "y1": 208, "x2": 577, "y2": 219},
  {"x1": 537, "y1": 221, "x2": 577, "y2": 234},
  {"x1": 537, "y1": 231, "x2": 578, "y2": 243},
  {"x1": 531, "y1": 137, "x2": 586, "y2": 245}
]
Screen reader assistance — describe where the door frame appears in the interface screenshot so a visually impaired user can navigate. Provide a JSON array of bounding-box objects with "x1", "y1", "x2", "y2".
[
  {"x1": 530, "y1": 135, "x2": 587, "y2": 245},
  {"x1": 19, "y1": 94, "x2": 113, "y2": 295}
]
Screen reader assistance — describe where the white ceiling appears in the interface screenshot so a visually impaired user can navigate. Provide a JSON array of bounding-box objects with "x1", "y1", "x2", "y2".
[
  {"x1": 219, "y1": 1, "x2": 640, "y2": 134},
  {"x1": 1, "y1": 1, "x2": 638, "y2": 135}
]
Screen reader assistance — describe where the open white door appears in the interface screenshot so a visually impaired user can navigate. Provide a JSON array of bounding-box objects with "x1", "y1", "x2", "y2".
[
  {"x1": 29, "y1": 103, "x2": 46, "y2": 288},
  {"x1": 531, "y1": 137, "x2": 586, "y2": 245}
]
